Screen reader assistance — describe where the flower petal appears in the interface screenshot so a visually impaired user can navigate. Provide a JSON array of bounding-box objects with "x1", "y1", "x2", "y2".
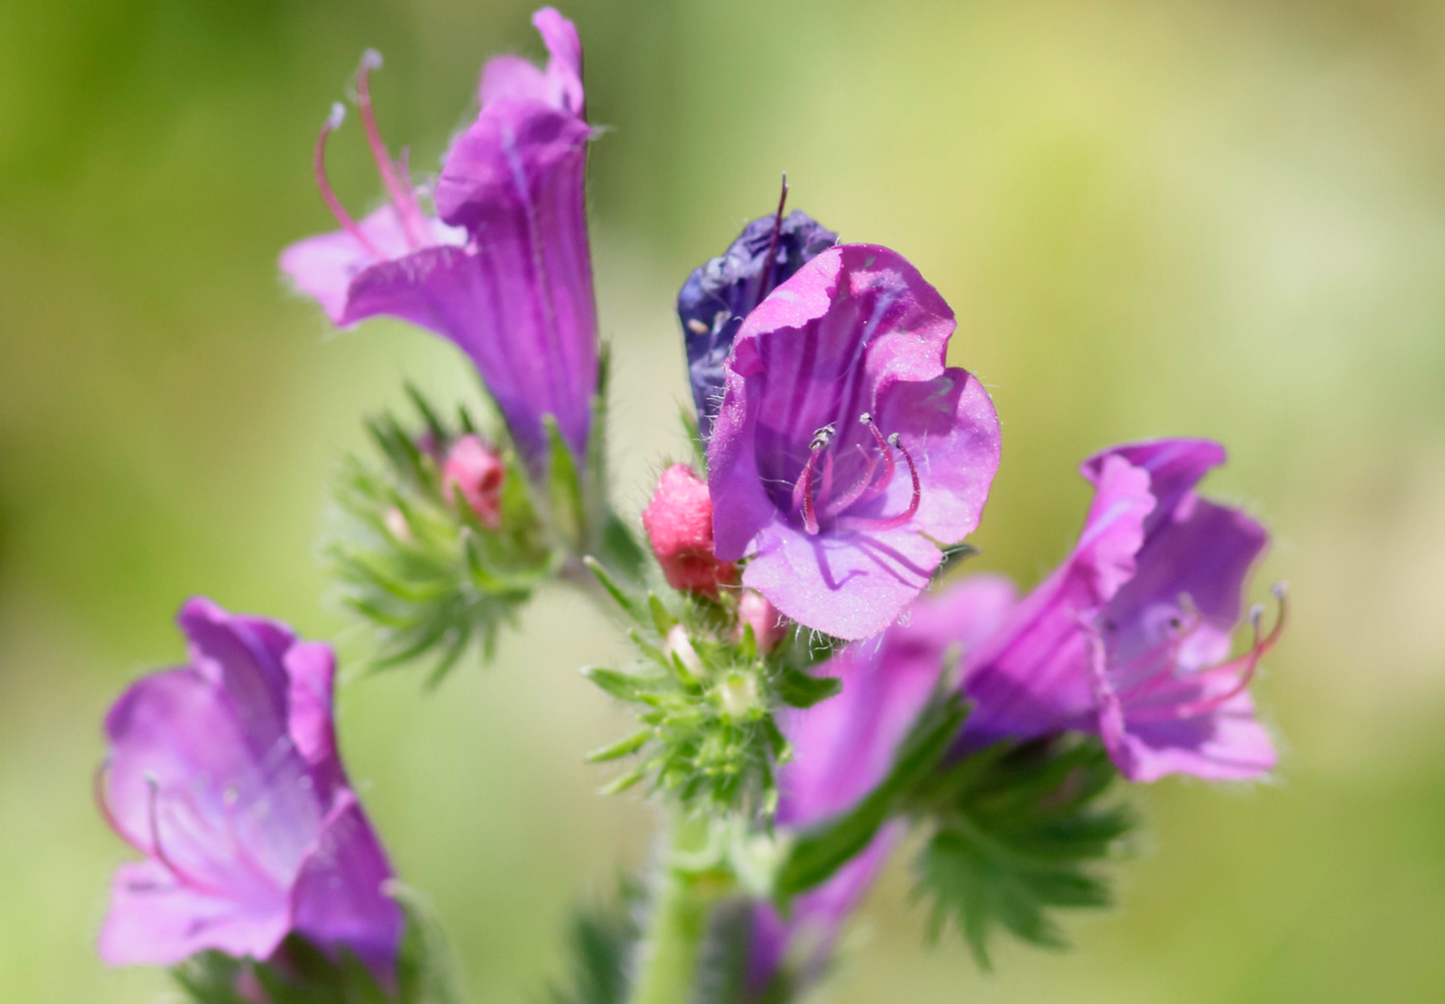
[
  {"x1": 1092, "y1": 661, "x2": 1276, "y2": 782},
  {"x1": 289, "y1": 792, "x2": 404, "y2": 984},
  {"x1": 99, "y1": 859, "x2": 290, "y2": 968},
  {"x1": 963, "y1": 454, "x2": 1155, "y2": 744}
]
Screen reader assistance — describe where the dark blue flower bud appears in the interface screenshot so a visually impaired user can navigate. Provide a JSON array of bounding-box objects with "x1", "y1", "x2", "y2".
[{"x1": 677, "y1": 210, "x2": 838, "y2": 438}]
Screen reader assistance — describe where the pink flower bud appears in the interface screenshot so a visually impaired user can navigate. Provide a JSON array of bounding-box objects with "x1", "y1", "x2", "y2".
[
  {"x1": 641, "y1": 463, "x2": 737, "y2": 597},
  {"x1": 442, "y1": 434, "x2": 506, "y2": 529},
  {"x1": 737, "y1": 590, "x2": 787, "y2": 654}
]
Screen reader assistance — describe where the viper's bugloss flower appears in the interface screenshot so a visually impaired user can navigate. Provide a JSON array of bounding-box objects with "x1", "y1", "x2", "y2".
[
  {"x1": 707, "y1": 244, "x2": 1001, "y2": 641},
  {"x1": 962, "y1": 439, "x2": 1285, "y2": 782},
  {"x1": 442, "y1": 433, "x2": 506, "y2": 529},
  {"x1": 677, "y1": 199, "x2": 837, "y2": 438},
  {"x1": 282, "y1": 8, "x2": 598, "y2": 467},
  {"x1": 641, "y1": 463, "x2": 737, "y2": 597},
  {"x1": 747, "y1": 578, "x2": 1010, "y2": 995},
  {"x1": 96, "y1": 599, "x2": 402, "y2": 980}
]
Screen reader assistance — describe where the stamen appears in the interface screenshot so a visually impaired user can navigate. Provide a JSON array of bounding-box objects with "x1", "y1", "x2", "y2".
[
  {"x1": 221, "y1": 789, "x2": 284, "y2": 894},
  {"x1": 144, "y1": 775, "x2": 226, "y2": 896},
  {"x1": 354, "y1": 50, "x2": 426, "y2": 249},
  {"x1": 93, "y1": 763, "x2": 127, "y2": 842},
  {"x1": 314, "y1": 103, "x2": 384, "y2": 259},
  {"x1": 1138, "y1": 584, "x2": 1289, "y2": 721},
  {"x1": 758, "y1": 171, "x2": 790, "y2": 296},
  {"x1": 837, "y1": 433, "x2": 922, "y2": 532},
  {"x1": 855, "y1": 414, "x2": 897, "y2": 502},
  {"x1": 794, "y1": 449, "x2": 822, "y2": 535}
]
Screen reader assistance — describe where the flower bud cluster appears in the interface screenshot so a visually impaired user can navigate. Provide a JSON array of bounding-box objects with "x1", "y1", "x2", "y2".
[
  {"x1": 581, "y1": 555, "x2": 839, "y2": 818},
  {"x1": 326, "y1": 389, "x2": 559, "y2": 680}
]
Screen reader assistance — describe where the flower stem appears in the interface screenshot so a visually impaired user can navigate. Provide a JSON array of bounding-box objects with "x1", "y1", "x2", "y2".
[{"x1": 628, "y1": 818, "x2": 716, "y2": 1004}]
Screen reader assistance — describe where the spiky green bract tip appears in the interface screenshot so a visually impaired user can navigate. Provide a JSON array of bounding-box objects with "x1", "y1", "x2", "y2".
[
  {"x1": 323, "y1": 389, "x2": 558, "y2": 683},
  {"x1": 909, "y1": 736, "x2": 1136, "y2": 970},
  {"x1": 580, "y1": 564, "x2": 843, "y2": 819}
]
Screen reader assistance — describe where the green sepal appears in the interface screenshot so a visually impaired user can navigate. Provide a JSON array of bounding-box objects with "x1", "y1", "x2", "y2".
[
  {"x1": 587, "y1": 728, "x2": 654, "y2": 763},
  {"x1": 544, "y1": 414, "x2": 587, "y2": 551},
  {"x1": 168, "y1": 886, "x2": 464, "y2": 1003},
  {"x1": 582, "y1": 665, "x2": 649, "y2": 702},
  {"x1": 583, "y1": 555, "x2": 645, "y2": 624},
  {"x1": 771, "y1": 664, "x2": 843, "y2": 710}
]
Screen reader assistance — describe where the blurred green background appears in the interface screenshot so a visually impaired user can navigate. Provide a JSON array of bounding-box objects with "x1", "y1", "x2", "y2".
[{"x1": 3, "y1": 0, "x2": 1444, "y2": 1000}]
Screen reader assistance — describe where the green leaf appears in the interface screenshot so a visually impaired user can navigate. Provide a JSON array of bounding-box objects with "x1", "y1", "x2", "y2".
[
  {"x1": 544, "y1": 875, "x2": 643, "y2": 1004},
  {"x1": 911, "y1": 737, "x2": 1134, "y2": 969},
  {"x1": 773, "y1": 690, "x2": 968, "y2": 903}
]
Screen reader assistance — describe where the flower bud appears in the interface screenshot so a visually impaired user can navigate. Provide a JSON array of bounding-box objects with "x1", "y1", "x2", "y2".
[
  {"x1": 737, "y1": 590, "x2": 787, "y2": 654},
  {"x1": 442, "y1": 434, "x2": 505, "y2": 529},
  {"x1": 664, "y1": 624, "x2": 703, "y2": 676},
  {"x1": 641, "y1": 463, "x2": 737, "y2": 597}
]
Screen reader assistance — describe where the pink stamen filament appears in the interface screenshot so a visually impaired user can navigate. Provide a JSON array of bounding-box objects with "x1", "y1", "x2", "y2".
[
  {"x1": 838, "y1": 436, "x2": 922, "y2": 532},
  {"x1": 819, "y1": 446, "x2": 880, "y2": 520},
  {"x1": 793, "y1": 448, "x2": 824, "y2": 535},
  {"x1": 222, "y1": 795, "x2": 286, "y2": 895},
  {"x1": 314, "y1": 104, "x2": 384, "y2": 259},
  {"x1": 355, "y1": 51, "x2": 426, "y2": 249},
  {"x1": 145, "y1": 778, "x2": 230, "y2": 897},
  {"x1": 1112, "y1": 610, "x2": 1203, "y2": 699},
  {"x1": 93, "y1": 764, "x2": 128, "y2": 843},
  {"x1": 1130, "y1": 588, "x2": 1288, "y2": 721},
  {"x1": 854, "y1": 418, "x2": 897, "y2": 504}
]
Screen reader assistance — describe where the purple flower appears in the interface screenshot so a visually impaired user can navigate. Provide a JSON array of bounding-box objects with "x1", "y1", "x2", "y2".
[
  {"x1": 281, "y1": 8, "x2": 597, "y2": 467},
  {"x1": 677, "y1": 195, "x2": 838, "y2": 438},
  {"x1": 96, "y1": 598, "x2": 403, "y2": 980},
  {"x1": 961, "y1": 438, "x2": 1285, "y2": 782},
  {"x1": 707, "y1": 244, "x2": 1001, "y2": 641},
  {"x1": 748, "y1": 578, "x2": 1014, "y2": 995}
]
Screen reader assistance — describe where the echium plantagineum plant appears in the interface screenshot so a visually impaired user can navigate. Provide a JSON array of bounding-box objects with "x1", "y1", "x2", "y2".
[{"x1": 93, "y1": 8, "x2": 1289, "y2": 1003}]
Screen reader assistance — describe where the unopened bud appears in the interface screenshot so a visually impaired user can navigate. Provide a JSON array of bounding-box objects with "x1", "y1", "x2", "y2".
[
  {"x1": 736, "y1": 591, "x2": 787, "y2": 654},
  {"x1": 641, "y1": 464, "x2": 737, "y2": 597},
  {"x1": 664, "y1": 624, "x2": 703, "y2": 675},
  {"x1": 442, "y1": 434, "x2": 505, "y2": 529},
  {"x1": 383, "y1": 507, "x2": 412, "y2": 543},
  {"x1": 717, "y1": 670, "x2": 761, "y2": 720}
]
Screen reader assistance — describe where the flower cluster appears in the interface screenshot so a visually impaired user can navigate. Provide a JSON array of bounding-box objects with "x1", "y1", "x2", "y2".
[{"x1": 92, "y1": 8, "x2": 1287, "y2": 1004}]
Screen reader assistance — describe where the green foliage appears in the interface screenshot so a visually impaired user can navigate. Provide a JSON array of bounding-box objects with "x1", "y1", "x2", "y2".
[
  {"x1": 324, "y1": 389, "x2": 558, "y2": 683},
  {"x1": 580, "y1": 559, "x2": 842, "y2": 819},
  {"x1": 544, "y1": 876, "x2": 644, "y2": 1004},
  {"x1": 171, "y1": 888, "x2": 463, "y2": 1004},
  {"x1": 911, "y1": 737, "x2": 1135, "y2": 969},
  {"x1": 772, "y1": 690, "x2": 969, "y2": 905}
]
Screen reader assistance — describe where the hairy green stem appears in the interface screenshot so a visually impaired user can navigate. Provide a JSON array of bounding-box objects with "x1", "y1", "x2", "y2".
[{"x1": 628, "y1": 821, "x2": 715, "y2": 1004}]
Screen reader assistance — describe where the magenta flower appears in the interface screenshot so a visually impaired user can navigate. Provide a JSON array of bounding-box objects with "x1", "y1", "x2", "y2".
[
  {"x1": 961, "y1": 439, "x2": 1286, "y2": 782},
  {"x1": 707, "y1": 244, "x2": 1001, "y2": 640},
  {"x1": 748, "y1": 578, "x2": 1014, "y2": 994},
  {"x1": 281, "y1": 8, "x2": 598, "y2": 466},
  {"x1": 96, "y1": 598, "x2": 402, "y2": 979}
]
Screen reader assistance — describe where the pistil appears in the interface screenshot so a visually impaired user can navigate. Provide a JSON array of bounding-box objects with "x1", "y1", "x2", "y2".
[{"x1": 313, "y1": 104, "x2": 384, "y2": 259}]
